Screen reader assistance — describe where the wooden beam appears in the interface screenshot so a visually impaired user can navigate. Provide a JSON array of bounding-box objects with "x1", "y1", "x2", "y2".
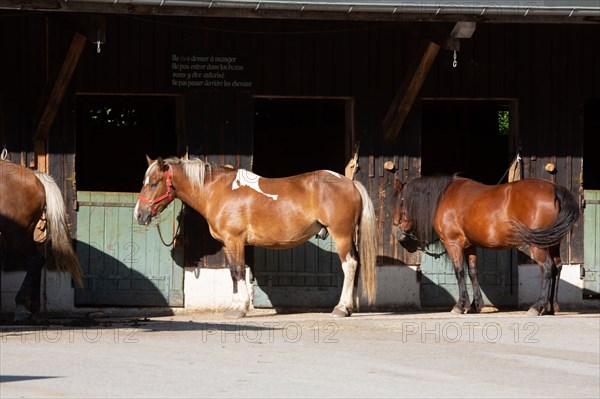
[
  {"x1": 34, "y1": 31, "x2": 87, "y2": 171},
  {"x1": 383, "y1": 41, "x2": 440, "y2": 143}
]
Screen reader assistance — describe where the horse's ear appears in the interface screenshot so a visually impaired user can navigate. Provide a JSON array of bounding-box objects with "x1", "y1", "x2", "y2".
[
  {"x1": 146, "y1": 155, "x2": 154, "y2": 166},
  {"x1": 394, "y1": 178, "x2": 404, "y2": 192},
  {"x1": 156, "y1": 157, "x2": 166, "y2": 172}
]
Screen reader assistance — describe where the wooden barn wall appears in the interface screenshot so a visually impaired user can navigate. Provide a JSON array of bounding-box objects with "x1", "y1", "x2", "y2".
[{"x1": 1, "y1": 13, "x2": 599, "y2": 269}]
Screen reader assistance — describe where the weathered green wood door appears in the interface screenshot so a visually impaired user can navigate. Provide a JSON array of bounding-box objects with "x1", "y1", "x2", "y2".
[
  {"x1": 419, "y1": 241, "x2": 518, "y2": 308},
  {"x1": 583, "y1": 190, "x2": 600, "y2": 298},
  {"x1": 75, "y1": 192, "x2": 184, "y2": 307},
  {"x1": 252, "y1": 236, "x2": 342, "y2": 308}
]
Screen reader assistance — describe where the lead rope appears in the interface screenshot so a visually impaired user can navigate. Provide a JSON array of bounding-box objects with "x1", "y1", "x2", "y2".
[
  {"x1": 498, "y1": 147, "x2": 522, "y2": 185},
  {"x1": 155, "y1": 218, "x2": 181, "y2": 247}
]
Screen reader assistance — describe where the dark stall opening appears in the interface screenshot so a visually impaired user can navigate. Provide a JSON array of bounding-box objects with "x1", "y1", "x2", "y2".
[
  {"x1": 421, "y1": 99, "x2": 517, "y2": 185},
  {"x1": 76, "y1": 94, "x2": 180, "y2": 193},
  {"x1": 252, "y1": 97, "x2": 348, "y2": 177}
]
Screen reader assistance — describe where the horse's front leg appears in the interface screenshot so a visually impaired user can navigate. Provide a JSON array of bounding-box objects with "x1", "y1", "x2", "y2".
[
  {"x1": 224, "y1": 243, "x2": 251, "y2": 319},
  {"x1": 466, "y1": 247, "x2": 484, "y2": 313},
  {"x1": 446, "y1": 243, "x2": 470, "y2": 314},
  {"x1": 331, "y1": 239, "x2": 357, "y2": 318},
  {"x1": 14, "y1": 250, "x2": 45, "y2": 321}
]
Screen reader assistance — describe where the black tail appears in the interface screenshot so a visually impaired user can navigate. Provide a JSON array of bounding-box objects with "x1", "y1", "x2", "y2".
[{"x1": 513, "y1": 185, "x2": 580, "y2": 248}]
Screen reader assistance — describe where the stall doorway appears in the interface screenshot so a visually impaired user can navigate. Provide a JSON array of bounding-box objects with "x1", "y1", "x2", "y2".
[
  {"x1": 419, "y1": 99, "x2": 519, "y2": 309},
  {"x1": 74, "y1": 94, "x2": 185, "y2": 307},
  {"x1": 251, "y1": 96, "x2": 354, "y2": 309},
  {"x1": 421, "y1": 99, "x2": 517, "y2": 184}
]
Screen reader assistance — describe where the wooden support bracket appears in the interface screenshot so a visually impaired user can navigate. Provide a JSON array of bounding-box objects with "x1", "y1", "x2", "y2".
[
  {"x1": 383, "y1": 41, "x2": 440, "y2": 143},
  {"x1": 33, "y1": 31, "x2": 87, "y2": 172}
]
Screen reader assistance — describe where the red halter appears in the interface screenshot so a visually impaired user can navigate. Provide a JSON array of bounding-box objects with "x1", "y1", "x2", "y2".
[{"x1": 138, "y1": 167, "x2": 174, "y2": 216}]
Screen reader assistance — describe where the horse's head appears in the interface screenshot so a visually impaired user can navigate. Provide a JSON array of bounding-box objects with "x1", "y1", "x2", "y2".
[
  {"x1": 134, "y1": 156, "x2": 175, "y2": 225},
  {"x1": 391, "y1": 178, "x2": 416, "y2": 244}
]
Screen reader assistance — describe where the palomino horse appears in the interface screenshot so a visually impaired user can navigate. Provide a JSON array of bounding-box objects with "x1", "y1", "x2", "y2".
[
  {"x1": 0, "y1": 160, "x2": 83, "y2": 320},
  {"x1": 134, "y1": 156, "x2": 377, "y2": 318},
  {"x1": 391, "y1": 175, "x2": 580, "y2": 316}
]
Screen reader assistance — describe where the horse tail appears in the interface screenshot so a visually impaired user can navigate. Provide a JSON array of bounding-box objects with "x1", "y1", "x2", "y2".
[
  {"x1": 513, "y1": 184, "x2": 580, "y2": 248},
  {"x1": 353, "y1": 180, "x2": 377, "y2": 305},
  {"x1": 35, "y1": 172, "x2": 84, "y2": 288}
]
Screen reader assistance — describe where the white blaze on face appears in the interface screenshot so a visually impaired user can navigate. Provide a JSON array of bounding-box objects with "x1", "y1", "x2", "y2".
[
  {"x1": 134, "y1": 174, "x2": 150, "y2": 221},
  {"x1": 133, "y1": 201, "x2": 141, "y2": 220},
  {"x1": 232, "y1": 169, "x2": 278, "y2": 200}
]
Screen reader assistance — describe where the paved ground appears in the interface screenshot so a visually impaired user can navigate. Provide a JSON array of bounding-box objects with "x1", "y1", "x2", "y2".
[{"x1": 1, "y1": 308, "x2": 599, "y2": 398}]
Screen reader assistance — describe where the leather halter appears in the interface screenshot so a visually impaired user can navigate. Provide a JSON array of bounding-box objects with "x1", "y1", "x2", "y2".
[
  {"x1": 393, "y1": 197, "x2": 421, "y2": 243},
  {"x1": 138, "y1": 166, "x2": 174, "y2": 216}
]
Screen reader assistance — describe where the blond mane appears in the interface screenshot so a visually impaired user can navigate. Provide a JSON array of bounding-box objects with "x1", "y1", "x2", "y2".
[{"x1": 146, "y1": 157, "x2": 212, "y2": 190}]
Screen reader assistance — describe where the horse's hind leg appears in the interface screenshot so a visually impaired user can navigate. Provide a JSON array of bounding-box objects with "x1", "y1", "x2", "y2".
[
  {"x1": 549, "y1": 244, "x2": 563, "y2": 314},
  {"x1": 223, "y1": 241, "x2": 251, "y2": 319},
  {"x1": 14, "y1": 249, "x2": 45, "y2": 321},
  {"x1": 331, "y1": 235, "x2": 357, "y2": 318},
  {"x1": 466, "y1": 247, "x2": 484, "y2": 313},
  {"x1": 527, "y1": 246, "x2": 558, "y2": 316}
]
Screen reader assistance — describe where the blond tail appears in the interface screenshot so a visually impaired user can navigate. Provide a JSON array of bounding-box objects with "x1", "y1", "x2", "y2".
[
  {"x1": 353, "y1": 181, "x2": 377, "y2": 305},
  {"x1": 35, "y1": 171, "x2": 84, "y2": 288}
]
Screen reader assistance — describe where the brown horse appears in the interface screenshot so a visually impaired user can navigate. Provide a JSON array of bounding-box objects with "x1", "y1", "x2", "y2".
[
  {"x1": 134, "y1": 156, "x2": 377, "y2": 318},
  {"x1": 0, "y1": 160, "x2": 83, "y2": 320},
  {"x1": 391, "y1": 175, "x2": 580, "y2": 316}
]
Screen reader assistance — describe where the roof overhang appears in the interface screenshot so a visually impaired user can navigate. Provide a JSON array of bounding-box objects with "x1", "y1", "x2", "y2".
[{"x1": 2, "y1": 0, "x2": 600, "y2": 23}]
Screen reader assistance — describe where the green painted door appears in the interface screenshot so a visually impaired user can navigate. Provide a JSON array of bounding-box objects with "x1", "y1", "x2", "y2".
[
  {"x1": 252, "y1": 236, "x2": 342, "y2": 308},
  {"x1": 583, "y1": 190, "x2": 600, "y2": 298},
  {"x1": 419, "y1": 241, "x2": 518, "y2": 308},
  {"x1": 74, "y1": 192, "x2": 184, "y2": 307}
]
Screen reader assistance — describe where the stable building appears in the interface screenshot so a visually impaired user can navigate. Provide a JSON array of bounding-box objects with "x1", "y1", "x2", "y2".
[{"x1": 1, "y1": 0, "x2": 599, "y2": 316}]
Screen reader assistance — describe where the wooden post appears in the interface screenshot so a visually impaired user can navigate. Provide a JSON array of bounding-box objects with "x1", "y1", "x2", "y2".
[
  {"x1": 383, "y1": 41, "x2": 440, "y2": 143},
  {"x1": 33, "y1": 32, "x2": 87, "y2": 172},
  {"x1": 345, "y1": 143, "x2": 360, "y2": 180}
]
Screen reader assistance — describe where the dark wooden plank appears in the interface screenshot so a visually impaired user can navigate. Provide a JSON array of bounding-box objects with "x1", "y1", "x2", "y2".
[
  {"x1": 304, "y1": 237, "x2": 319, "y2": 287},
  {"x1": 262, "y1": 20, "x2": 284, "y2": 94},
  {"x1": 282, "y1": 21, "x2": 304, "y2": 95},
  {"x1": 317, "y1": 236, "x2": 334, "y2": 287},
  {"x1": 313, "y1": 27, "x2": 334, "y2": 97},
  {"x1": 88, "y1": 192, "x2": 107, "y2": 279},
  {"x1": 474, "y1": 24, "x2": 491, "y2": 97},
  {"x1": 75, "y1": 191, "x2": 92, "y2": 277},
  {"x1": 278, "y1": 248, "x2": 293, "y2": 287},
  {"x1": 118, "y1": 19, "x2": 141, "y2": 91},
  {"x1": 138, "y1": 17, "x2": 156, "y2": 92},
  {"x1": 291, "y1": 242, "x2": 306, "y2": 287}
]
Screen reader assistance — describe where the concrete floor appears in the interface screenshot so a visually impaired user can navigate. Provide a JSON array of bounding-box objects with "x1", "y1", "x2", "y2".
[{"x1": 1, "y1": 309, "x2": 599, "y2": 398}]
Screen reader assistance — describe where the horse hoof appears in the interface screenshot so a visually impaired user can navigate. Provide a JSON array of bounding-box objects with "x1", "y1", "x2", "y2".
[
  {"x1": 467, "y1": 307, "x2": 481, "y2": 314},
  {"x1": 451, "y1": 305, "x2": 465, "y2": 314},
  {"x1": 14, "y1": 313, "x2": 32, "y2": 322},
  {"x1": 14, "y1": 305, "x2": 32, "y2": 322},
  {"x1": 331, "y1": 307, "x2": 350, "y2": 318},
  {"x1": 224, "y1": 309, "x2": 246, "y2": 319},
  {"x1": 526, "y1": 307, "x2": 541, "y2": 316}
]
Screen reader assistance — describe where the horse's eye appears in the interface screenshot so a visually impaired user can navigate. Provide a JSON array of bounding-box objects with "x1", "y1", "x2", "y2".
[{"x1": 150, "y1": 183, "x2": 158, "y2": 189}]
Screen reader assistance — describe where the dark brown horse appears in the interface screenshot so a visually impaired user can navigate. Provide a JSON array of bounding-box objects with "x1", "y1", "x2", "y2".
[
  {"x1": 0, "y1": 160, "x2": 83, "y2": 320},
  {"x1": 391, "y1": 175, "x2": 580, "y2": 315},
  {"x1": 135, "y1": 156, "x2": 377, "y2": 318}
]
